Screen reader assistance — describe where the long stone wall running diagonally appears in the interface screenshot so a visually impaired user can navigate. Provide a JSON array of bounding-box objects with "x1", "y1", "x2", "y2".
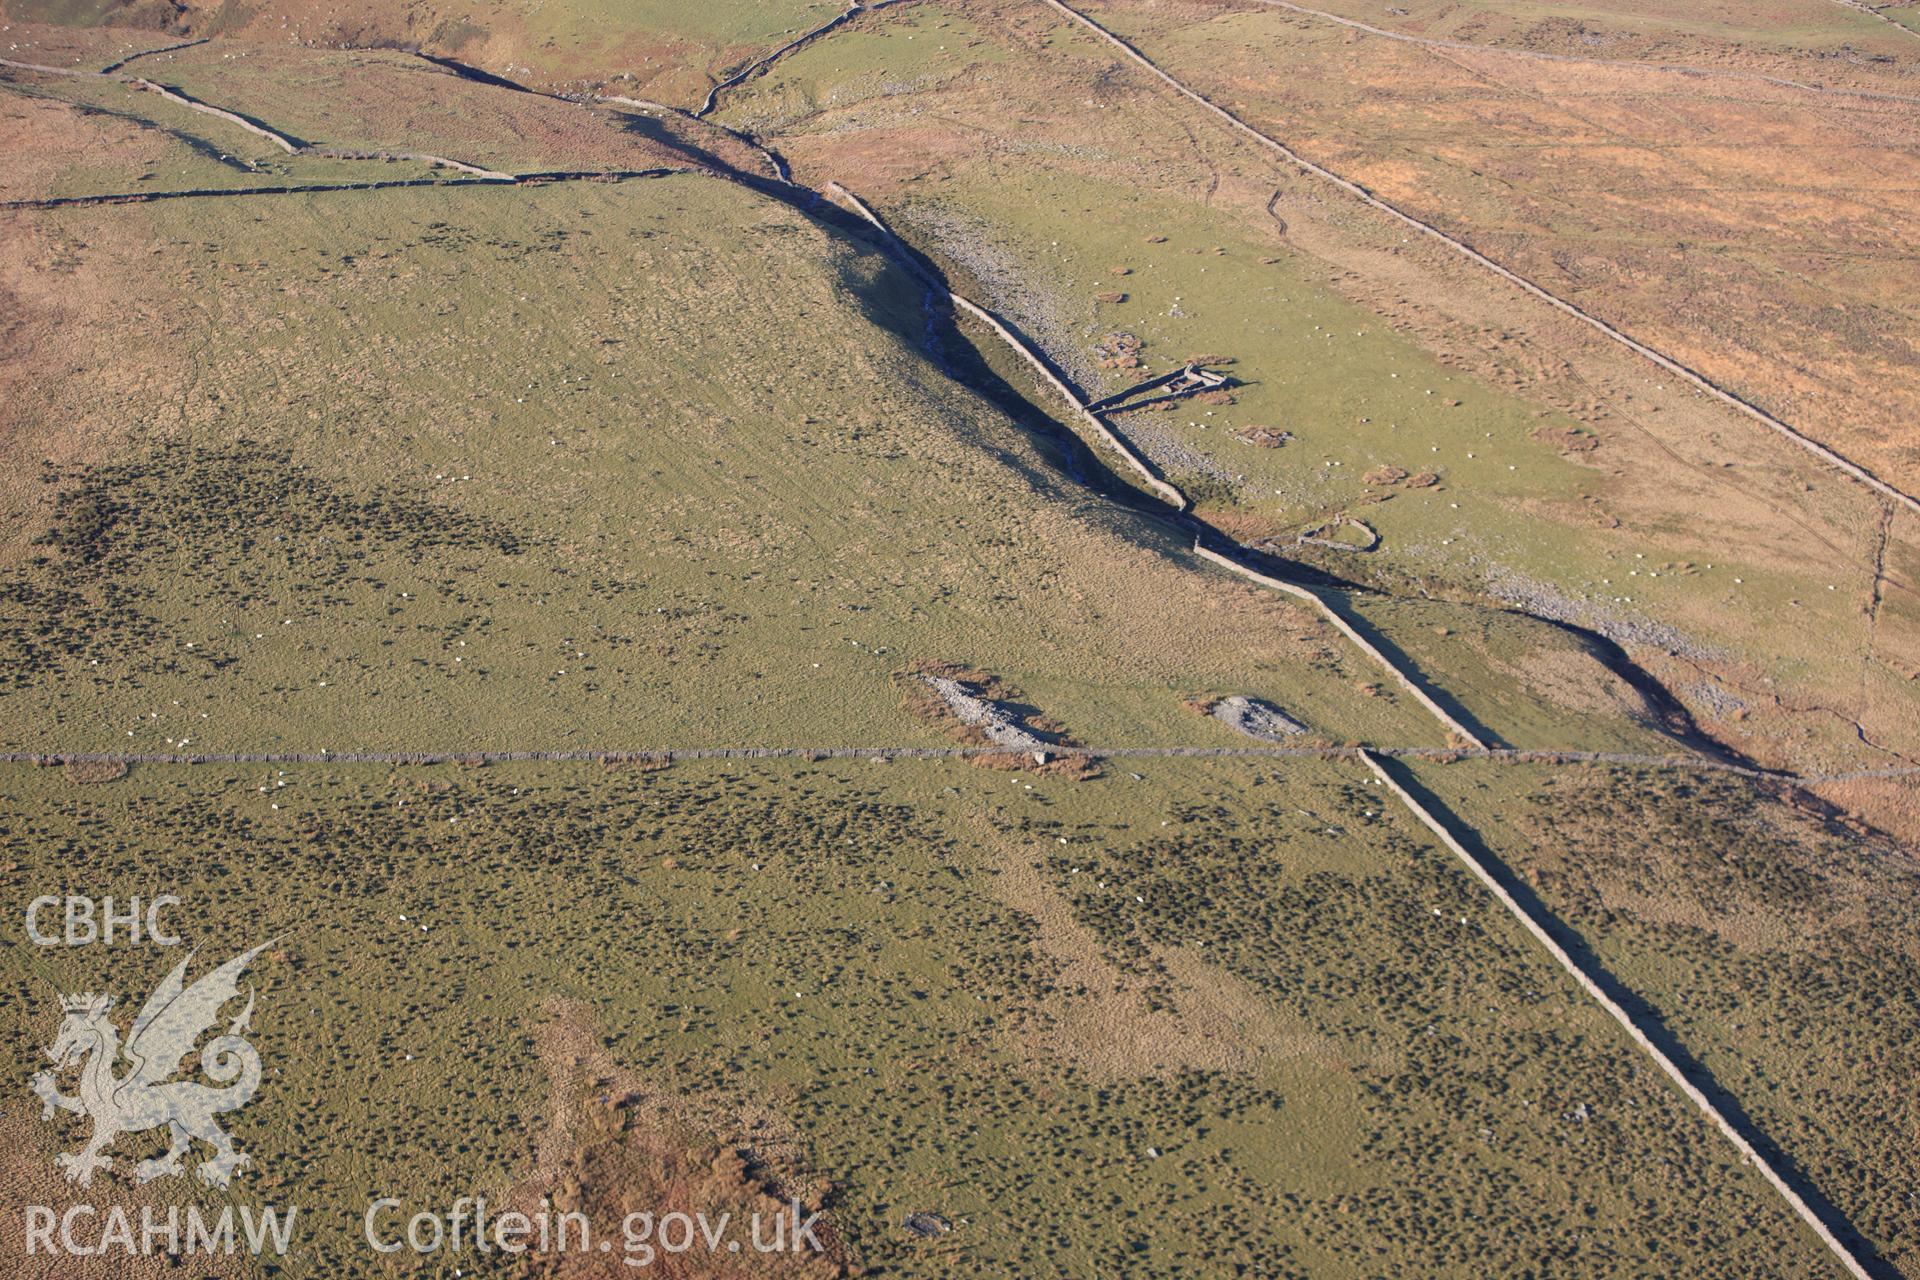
[
  {"x1": 1193, "y1": 543, "x2": 1484, "y2": 746},
  {"x1": 696, "y1": 0, "x2": 925, "y2": 118},
  {"x1": 1824, "y1": 0, "x2": 1920, "y2": 42},
  {"x1": 1360, "y1": 748, "x2": 1876, "y2": 1280},
  {"x1": 697, "y1": 3, "x2": 862, "y2": 117},
  {"x1": 100, "y1": 38, "x2": 212, "y2": 75},
  {"x1": 1034, "y1": 0, "x2": 1920, "y2": 518},
  {"x1": 128, "y1": 76, "x2": 299, "y2": 151},
  {"x1": 823, "y1": 181, "x2": 1190, "y2": 510},
  {"x1": 949, "y1": 294, "x2": 1191, "y2": 510}
]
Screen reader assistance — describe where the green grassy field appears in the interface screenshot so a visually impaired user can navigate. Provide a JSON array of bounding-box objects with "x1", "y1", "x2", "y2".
[
  {"x1": 0, "y1": 757, "x2": 1841, "y2": 1276},
  {"x1": 0, "y1": 174, "x2": 1452, "y2": 754},
  {"x1": 15, "y1": 11, "x2": 1907, "y2": 771},
  {"x1": 889, "y1": 166, "x2": 1885, "y2": 676},
  {"x1": 715, "y1": 7, "x2": 1919, "y2": 770},
  {"x1": 3, "y1": 8, "x2": 1915, "y2": 1278}
]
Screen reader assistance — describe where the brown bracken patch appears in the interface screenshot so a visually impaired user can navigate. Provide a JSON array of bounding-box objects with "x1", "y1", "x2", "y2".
[{"x1": 513, "y1": 1003, "x2": 846, "y2": 1279}]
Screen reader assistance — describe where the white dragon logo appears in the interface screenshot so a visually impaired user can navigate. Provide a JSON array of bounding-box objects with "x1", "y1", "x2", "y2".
[{"x1": 31, "y1": 941, "x2": 274, "y2": 1188}]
